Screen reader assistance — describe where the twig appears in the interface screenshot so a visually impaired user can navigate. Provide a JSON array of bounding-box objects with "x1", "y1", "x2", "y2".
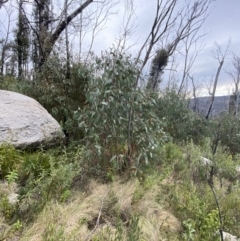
[
  {"x1": 84, "y1": 187, "x2": 110, "y2": 241},
  {"x1": 207, "y1": 166, "x2": 224, "y2": 241}
]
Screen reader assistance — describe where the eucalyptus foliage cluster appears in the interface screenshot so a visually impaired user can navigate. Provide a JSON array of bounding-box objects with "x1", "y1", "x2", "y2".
[
  {"x1": 20, "y1": 55, "x2": 93, "y2": 140},
  {"x1": 77, "y1": 50, "x2": 167, "y2": 172}
]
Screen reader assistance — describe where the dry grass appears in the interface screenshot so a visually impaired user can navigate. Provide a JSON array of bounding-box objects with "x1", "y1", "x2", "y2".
[
  {"x1": 0, "y1": 181, "x2": 18, "y2": 196},
  {"x1": 19, "y1": 177, "x2": 181, "y2": 241}
]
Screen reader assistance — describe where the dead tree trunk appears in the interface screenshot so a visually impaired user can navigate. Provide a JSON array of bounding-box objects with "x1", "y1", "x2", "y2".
[{"x1": 205, "y1": 60, "x2": 224, "y2": 119}]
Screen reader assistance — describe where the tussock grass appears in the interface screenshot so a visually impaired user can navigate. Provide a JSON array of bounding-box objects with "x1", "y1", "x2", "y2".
[{"x1": 19, "y1": 177, "x2": 181, "y2": 241}]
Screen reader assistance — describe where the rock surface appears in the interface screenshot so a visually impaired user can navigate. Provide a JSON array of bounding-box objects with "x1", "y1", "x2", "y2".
[
  {"x1": 200, "y1": 156, "x2": 212, "y2": 166},
  {"x1": 222, "y1": 231, "x2": 239, "y2": 241},
  {"x1": 0, "y1": 90, "x2": 65, "y2": 148}
]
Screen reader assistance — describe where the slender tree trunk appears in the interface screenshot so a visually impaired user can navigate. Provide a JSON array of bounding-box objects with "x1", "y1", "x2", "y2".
[
  {"x1": 65, "y1": 0, "x2": 70, "y2": 79},
  {"x1": 205, "y1": 60, "x2": 224, "y2": 119},
  {"x1": 17, "y1": 0, "x2": 23, "y2": 78},
  {"x1": 0, "y1": 46, "x2": 6, "y2": 75},
  {"x1": 39, "y1": 0, "x2": 93, "y2": 68}
]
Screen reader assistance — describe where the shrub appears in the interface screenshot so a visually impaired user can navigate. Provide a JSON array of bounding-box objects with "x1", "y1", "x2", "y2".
[
  {"x1": 0, "y1": 195, "x2": 18, "y2": 221},
  {"x1": 20, "y1": 57, "x2": 93, "y2": 141},
  {"x1": 155, "y1": 90, "x2": 210, "y2": 143},
  {"x1": 0, "y1": 75, "x2": 20, "y2": 92},
  {"x1": 211, "y1": 113, "x2": 240, "y2": 155},
  {"x1": 76, "y1": 49, "x2": 167, "y2": 174},
  {"x1": 18, "y1": 147, "x2": 83, "y2": 204}
]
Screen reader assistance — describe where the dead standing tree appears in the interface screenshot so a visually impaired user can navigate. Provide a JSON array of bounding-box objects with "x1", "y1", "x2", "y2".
[
  {"x1": 39, "y1": 0, "x2": 94, "y2": 68},
  {"x1": 64, "y1": 0, "x2": 70, "y2": 79},
  {"x1": 19, "y1": 0, "x2": 95, "y2": 70},
  {"x1": 205, "y1": 41, "x2": 232, "y2": 120},
  {"x1": 0, "y1": 2, "x2": 14, "y2": 75},
  {"x1": 134, "y1": 0, "x2": 213, "y2": 89},
  {"x1": 226, "y1": 54, "x2": 240, "y2": 115},
  {"x1": 36, "y1": 0, "x2": 117, "y2": 68}
]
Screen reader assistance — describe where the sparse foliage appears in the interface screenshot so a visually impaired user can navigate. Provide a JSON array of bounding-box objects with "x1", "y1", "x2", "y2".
[{"x1": 147, "y1": 48, "x2": 169, "y2": 91}]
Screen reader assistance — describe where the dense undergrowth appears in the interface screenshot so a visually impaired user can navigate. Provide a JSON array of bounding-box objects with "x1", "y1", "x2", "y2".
[
  {"x1": 1, "y1": 49, "x2": 240, "y2": 240},
  {"x1": 0, "y1": 141, "x2": 240, "y2": 241}
]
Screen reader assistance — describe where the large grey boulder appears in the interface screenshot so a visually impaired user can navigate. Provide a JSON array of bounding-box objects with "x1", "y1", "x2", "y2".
[{"x1": 0, "y1": 90, "x2": 65, "y2": 148}]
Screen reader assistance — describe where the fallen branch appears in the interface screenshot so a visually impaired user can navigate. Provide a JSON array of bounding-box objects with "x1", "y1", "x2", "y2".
[{"x1": 84, "y1": 187, "x2": 110, "y2": 241}]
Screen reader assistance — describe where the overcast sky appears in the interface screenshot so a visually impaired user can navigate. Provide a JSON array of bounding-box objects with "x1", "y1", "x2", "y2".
[
  {"x1": 0, "y1": 0, "x2": 239, "y2": 96},
  {"x1": 146, "y1": 0, "x2": 238, "y2": 96},
  {"x1": 88, "y1": 0, "x2": 240, "y2": 96},
  {"x1": 193, "y1": 0, "x2": 240, "y2": 96}
]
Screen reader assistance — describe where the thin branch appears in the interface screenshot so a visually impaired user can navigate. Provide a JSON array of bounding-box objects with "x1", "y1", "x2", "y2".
[
  {"x1": 38, "y1": 0, "x2": 94, "y2": 67},
  {"x1": 85, "y1": 0, "x2": 117, "y2": 62},
  {"x1": 205, "y1": 40, "x2": 232, "y2": 119},
  {"x1": 134, "y1": 0, "x2": 212, "y2": 87},
  {"x1": 207, "y1": 166, "x2": 224, "y2": 241},
  {"x1": 83, "y1": 187, "x2": 110, "y2": 241}
]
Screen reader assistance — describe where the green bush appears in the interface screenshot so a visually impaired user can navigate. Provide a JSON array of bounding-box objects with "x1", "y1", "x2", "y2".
[
  {"x1": 0, "y1": 195, "x2": 17, "y2": 221},
  {"x1": 211, "y1": 113, "x2": 240, "y2": 155},
  {"x1": 0, "y1": 75, "x2": 20, "y2": 92},
  {"x1": 76, "y1": 49, "x2": 167, "y2": 174},
  {"x1": 20, "y1": 57, "x2": 93, "y2": 141},
  {"x1": 0, "y1": 144, "x2": 23, "y2": 180},
  {"x1": 18, "y1": 147, "x2": 83, "y2": 203},
  {"x1": 155, "y1": 90, "x2": 210, "y2": 143},
  {"x1": 162, "y1": 142, "x2": 183, "y2": 163},
  {"x1": 213, "y1": 151, "x2": 238, "y2": 182}
]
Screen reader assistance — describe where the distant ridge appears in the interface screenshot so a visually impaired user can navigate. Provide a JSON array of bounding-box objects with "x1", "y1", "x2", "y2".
[{"x1": 190, "y1": 95, "x2": 230, "y2": 117}]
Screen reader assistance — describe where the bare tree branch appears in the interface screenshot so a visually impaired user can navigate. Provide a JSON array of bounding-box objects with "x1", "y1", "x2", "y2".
[
  {"x1": 205, "y1": 40, "x2": 232, "y2": 119},
  {"x1": 115, "y1": 0, "x2": 138, "y2": 54},
  {"x1": 85, "y1": 0, "x2": 118, "y2": 62},
  {"x1": 177, "y1": 26, "x2": 207, "y2": 96},
  {"x1": 0, "y1": 2, "x2": 14, "y2": 75},
  {"x1": 134, "y1": 0, "x2": 213, "y2": 87},
  {"x1": 0, "y1": 0, "x2": 8, "y2": 9},
  {"x1": 83, "y1": 187, "x2": 110, "y2": 241},
  {"x1": 38, "y1": 0, "x2": 94, "y2": 67}
]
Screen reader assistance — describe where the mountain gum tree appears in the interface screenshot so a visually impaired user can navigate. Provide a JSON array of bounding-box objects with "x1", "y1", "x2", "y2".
[
  {"x1": 15, "y1": 0, "x2": 30, "y2": 78},
  {"x1": 31, "y1": 0, "x2": 51, "y2": 70}
]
